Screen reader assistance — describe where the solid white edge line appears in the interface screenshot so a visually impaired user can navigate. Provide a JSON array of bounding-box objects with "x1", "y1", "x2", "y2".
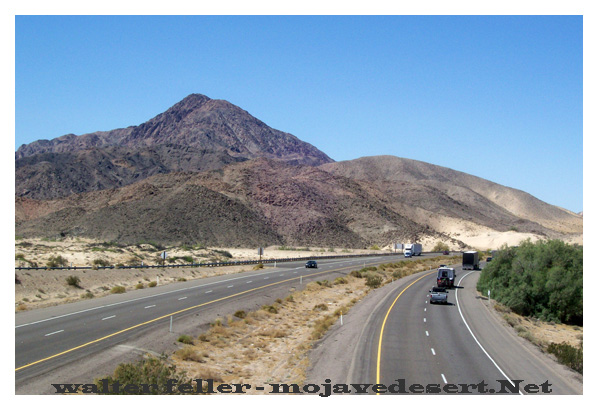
[{"x1": 456, "y1": 271, "x2": 524, "y2": 395}]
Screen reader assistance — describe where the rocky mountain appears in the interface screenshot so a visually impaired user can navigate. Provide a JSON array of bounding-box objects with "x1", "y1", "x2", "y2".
[
  {"x1": 15, "y1": 158, "x2": 444, "y2": 248},
  {"x1": 15, "y1": 94, "x2": 333, "y2": 199},
  {"x1": 15, "y1": 95, "x2": 582, "y2": 250}
]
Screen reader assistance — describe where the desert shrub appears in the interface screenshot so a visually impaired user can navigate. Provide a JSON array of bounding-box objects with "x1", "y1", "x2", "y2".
[
  {"x1": 349, "y1": 270, "x2": 363, "y2": 278},
  {"x1": 148, "y1": 281, "x2": 157, "y2": 288},
  {"x1": 81, "y1": 290, "x2": 95, "y2": 299},
  {"x1": 66, "y1": 275, "x2": 81, "y2": 288},
  {"x1": 215, "y1": 250, "x2": 233, "y2": 258},
  {"x1": 110, "y1": 286, "x2": 126, "y2": 294},
  {"x1": 365, "y1": 274, "x2": 383, "y2": 288},
  {"x1": 177, "y1": 346, "x2": 206, "y2": 362},
  {"x1": 93, "y1": 258, "x2": 111, "y2": 267},
  {"x1": 313, "y1": 303, "x2": 328, "y2": 311},
  {"x1": 233, "y1": 310, "x2": 247, "y2": 319},
  {"x1": 316, "y1": 280, "x2": 331, "y2": 288},
  {"x1": 253, "y1": 263, "x2": 264, "y2": 270},
  {"x1": 135, "y1": 283, "x2": 144, "y2": 289},
  {"x1": 177, "y1": 335, "x2": 194, "y2": 345},
  {"x1": 477, "y1": 239, "x2": 582, "y2": 325},
  {"x1": 94, "y1": 355, "x2": 196, "y2": 394},
  {"x1": 333, "y1": 277, "x2": 348, "y2": 285},
  {"x1": 262, "y1": 305, "x2": 278, "y2": 314},
  {"x1": 547, "y1": 342, "x2": 583, "y2": 374},
  {"x1": 431, "y1": 242, "x2": 450, "y2": 252},
  {"x1": 46, "y1": 255, "x2": 68, "y2": 268}
]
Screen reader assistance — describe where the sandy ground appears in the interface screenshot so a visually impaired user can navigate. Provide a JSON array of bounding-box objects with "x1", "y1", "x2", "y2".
[{"x1": 14, "y1": 239, "x2": 390, "y2": 311}]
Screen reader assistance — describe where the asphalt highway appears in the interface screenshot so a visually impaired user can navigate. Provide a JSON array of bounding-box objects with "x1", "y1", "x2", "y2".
[
  {"x1": 15, "y1": 253, "x2": 426, "y2": 384},
  {"x1": 349, "y1": 264, "x2": 582, "y2": 394}
]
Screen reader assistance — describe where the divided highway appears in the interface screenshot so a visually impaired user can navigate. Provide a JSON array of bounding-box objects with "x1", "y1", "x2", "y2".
[{"x1": 15, "y1": 253, "x2": 422, "y2": 385}]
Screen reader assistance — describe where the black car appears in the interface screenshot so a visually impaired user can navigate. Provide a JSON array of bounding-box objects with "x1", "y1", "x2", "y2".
[
  {"x1": 486, "y1": 257, "x2": 493, "y2": 262},
  {"x1": 443, "y1": 250, "x2": 450, "y2": 255},
  {"x1": 305, "y1": 260, "x2": 318, "y2": 268}
]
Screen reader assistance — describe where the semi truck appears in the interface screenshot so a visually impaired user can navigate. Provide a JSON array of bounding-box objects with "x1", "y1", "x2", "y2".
[
  {"x1": 462, "y1": 251, "x2": 480, "y2": 270},
  {"x1": 404, "y1": 243, "x2": 422, "y2": 258}
]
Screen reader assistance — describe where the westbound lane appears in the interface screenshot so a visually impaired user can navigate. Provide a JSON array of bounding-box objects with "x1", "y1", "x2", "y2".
[{"x1": 16, "y1": 253, "x2": 432, "y2": 378}]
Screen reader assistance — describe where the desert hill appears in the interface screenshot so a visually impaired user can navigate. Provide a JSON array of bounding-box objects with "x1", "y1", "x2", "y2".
[
  {"x1": 320, "y1": 156, "x2": 583, "y2": 236},
  {"x1": 15, "y1": 158, "x2": 443, "y2": 248}
]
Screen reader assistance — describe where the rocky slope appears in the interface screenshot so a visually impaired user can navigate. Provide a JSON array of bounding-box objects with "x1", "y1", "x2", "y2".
[
  {"x1": 15, "y1": 158, "x2": 447, "y2": 248},
  {"x1": 16, "y1": 94, "x2": 333, "y2": 199}
]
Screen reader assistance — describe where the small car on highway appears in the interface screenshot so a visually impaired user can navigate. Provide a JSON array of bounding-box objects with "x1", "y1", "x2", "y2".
[{"x1": 305, "y1": 260, "x2": 318, "y2": 268}]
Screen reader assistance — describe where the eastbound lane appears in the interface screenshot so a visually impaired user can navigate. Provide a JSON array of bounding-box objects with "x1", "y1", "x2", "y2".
[{"x1": 352, "y1": 264, "x2": 580, "y2": 394}]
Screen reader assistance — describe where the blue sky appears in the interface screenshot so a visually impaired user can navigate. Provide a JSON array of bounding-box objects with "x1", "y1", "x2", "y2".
[{"x1": 14, "y1": 15, "x2": 583, "y2": 212}]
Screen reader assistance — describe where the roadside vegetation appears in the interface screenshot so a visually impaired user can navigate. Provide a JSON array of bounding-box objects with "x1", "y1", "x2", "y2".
[
  {"x1": 92, "y1": 254, "x2": 461, "y2": 393},
  {"x1": 478, "y1": 239, "x2": 583, "y2": 373},
  {"x1": 477, "y1": 239, "x2": 582, "y2": 325}
]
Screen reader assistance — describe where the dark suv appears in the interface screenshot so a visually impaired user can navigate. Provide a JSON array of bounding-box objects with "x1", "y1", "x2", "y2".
[{"x1": 305, "y1": 260, "x2": 318, "y2": 268}]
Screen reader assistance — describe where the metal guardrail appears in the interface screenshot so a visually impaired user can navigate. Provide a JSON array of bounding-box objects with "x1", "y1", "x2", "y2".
[{"x1": 14, "y1": 251, "x2": 418, "y2": 271}]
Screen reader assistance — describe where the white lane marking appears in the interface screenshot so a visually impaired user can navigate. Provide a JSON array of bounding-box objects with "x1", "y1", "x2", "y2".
[
  {"x1": 247, "y1": 281, "x2": 252, "y2": 283},
  {"x1": 17, "y1": 255, "x2": 404, "y2": 329},
  {"x1": 45, "y1": 329, "x2": 64, "y2": 337},
  {"x1": 423, "y1": 318, "x2": 426, "y2": 322},
  {"x1": 101, "y1": 315, "x2": 116, "y2": 321},
  {"x1": 441, "y1": 374, "x2": 447, "y2": 384},
  {"x1": 227, "y1": 285, "x2": 234, "y2": 288},
  {"x1": 279, "y1": 274, "x2": 284, "y2": 276},
  {"x1": 205, "y1": 290, "x2": 213, "y2": 294},
  {"x1": 426, "y1": 331, "x2": 429, "y2": 337},
  {"x1": 144, "y1": 305, "x2": 156, "y2": 309},
  {"x1": 456, "y1": 271, "x2": 523, "y2": 395},
  {"x1": 431, "y1": 348, "x2": 436, "y2": 355},
  {"x1": 424, "y1": 308, "x2": 427, "y2": 312},
  {"x1": 178, "y1": 297, "x2": 187, "y2": 300},
  {"x1": 264, "y1": 277, "x2": 269, "y2": 279}
]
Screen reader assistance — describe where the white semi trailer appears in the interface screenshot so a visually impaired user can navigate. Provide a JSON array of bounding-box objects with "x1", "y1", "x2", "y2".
[{"x1": 404, "y1": 243, "x2": 422, "y2": 258}]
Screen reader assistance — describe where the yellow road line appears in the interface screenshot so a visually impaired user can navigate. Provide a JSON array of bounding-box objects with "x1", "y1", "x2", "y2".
[
  {"x1": 16, "y1": 259, "x2": 401, "y2": 372},
  {"x1": 376, "y1": 270, "x2": 434, "y2": 390}
]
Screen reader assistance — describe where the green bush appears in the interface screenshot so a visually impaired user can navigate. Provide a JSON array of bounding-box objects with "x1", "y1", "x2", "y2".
[
  {"x1": 110, "y1": 286, "x2": 126, "y2": 294},
  {"x1": 94, "y1": 355, "x2": 197, "y2": 394},
  {"x1": 177, "y1": 335, "x2": 194, "y2": 345},
  {"x1": 233, "y1": 310, "x2": 247, "y2": 319},
  {"x1": 46, "y1": 255, "x2": 68, "y2": 268},
  {"x1": 547, "y1": 342, "x2": 583, "y2": 374},
  {"x1": 365, "y1": 274, "x2": 383, "y2": 288},
  {"x1": 135, "y1": 283, "x2": 144, "y2": 289},
  {"x1": 431, "y1": 242, "x2": 450, "y2": 252},
  {"x1": 65, "y1": 275, "x2": 81, "y2": 288},
  {"x1": 148, "y1": 281, "x2": 157, "y2": 288},
  {"x1": 477, "y1": 239, "x2": 582, "y2": 325},
  {"x1": 93, "y1": 258, "x2": 111, "y2": 267}
]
